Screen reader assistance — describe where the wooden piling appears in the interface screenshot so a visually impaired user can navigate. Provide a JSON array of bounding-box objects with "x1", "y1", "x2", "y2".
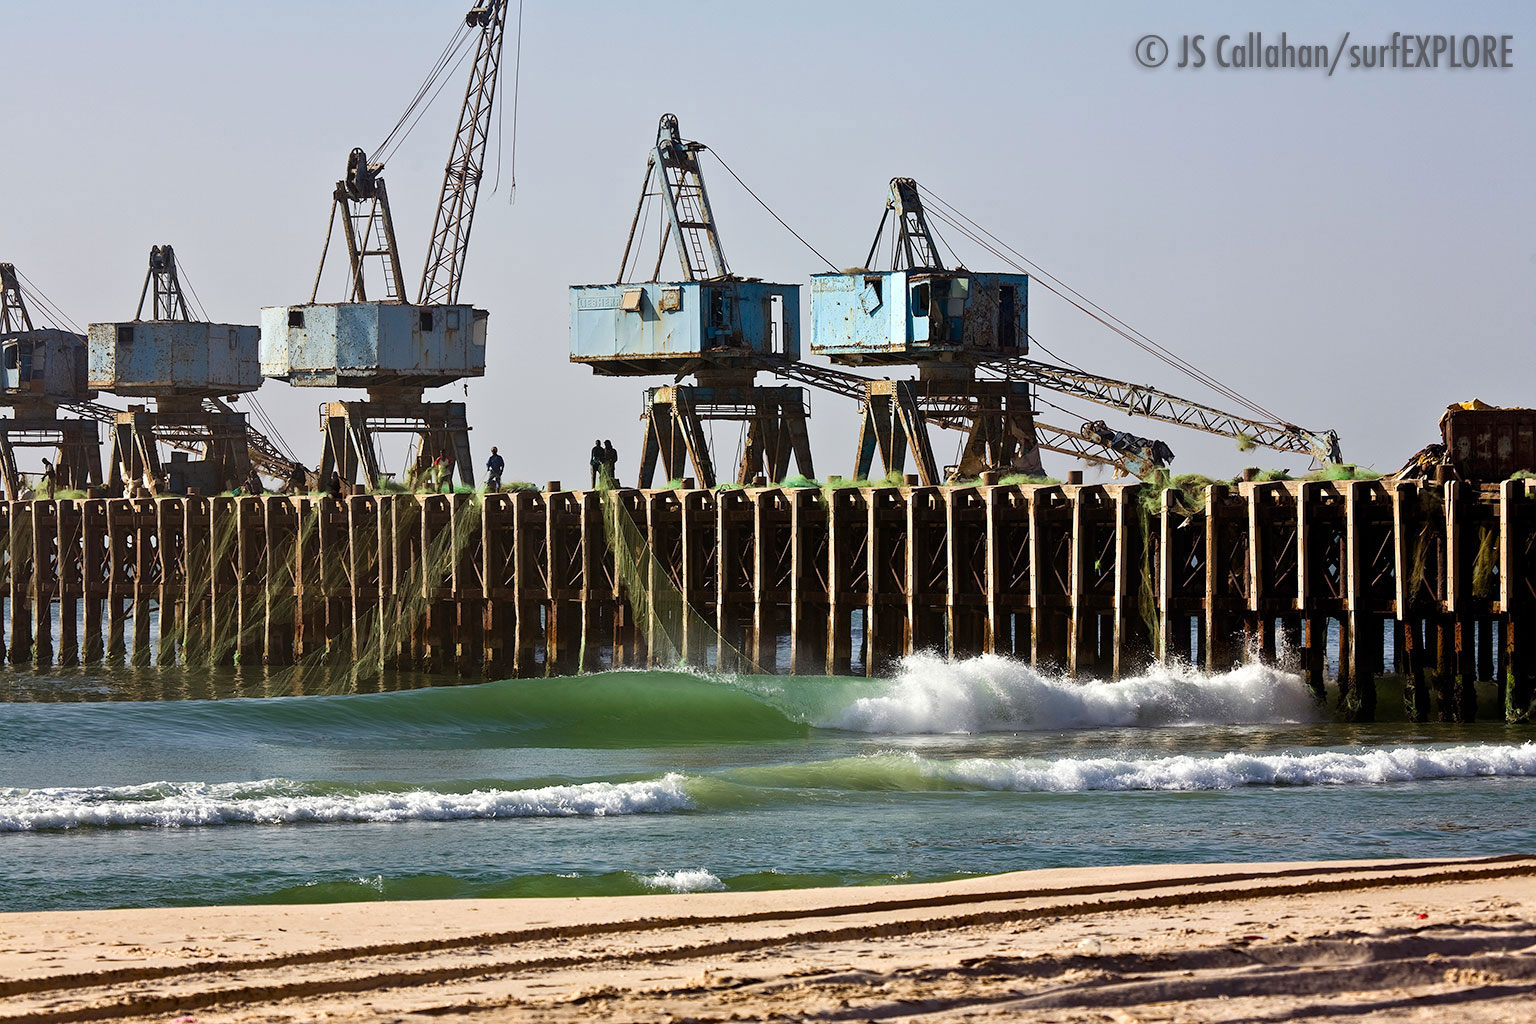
[
  {"x1": 0, "y1": 480, "x2": 1524, "y2": 706},
  {"x1": 32, "y1": 501, "x2": 53, "y2": 666},
  {"x1": 57, "y1": 500, "x2": 79, "y2": 667}
]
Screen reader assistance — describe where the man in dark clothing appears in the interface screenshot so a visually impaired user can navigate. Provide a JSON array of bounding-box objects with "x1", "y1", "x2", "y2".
[
  {"x1": 327, "y1": 470, "x2": 344, "y2": 501},
  {"x1": 485, "y1": 446, "x2": 504, "y2": 491},
  {"x1": 589, "y1": 439, "x2": 604, "y2": 488},
  {"x1": 601, "y1": 440, "x2": 618, "y2": 487},
  {"x1": 286, "y1": 461, "x2": 308, "y2": 494},
  {"x1": 244, "y1": 468, "x2": 265, "y2": 496}
]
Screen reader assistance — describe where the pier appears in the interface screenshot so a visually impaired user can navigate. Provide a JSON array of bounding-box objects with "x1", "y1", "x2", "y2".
[{"x1": 0, "y1": 476, "x2": 1530, "y2": 722}]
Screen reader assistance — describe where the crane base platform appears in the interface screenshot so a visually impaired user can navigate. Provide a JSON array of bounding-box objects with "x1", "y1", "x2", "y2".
[
  {"x1": 319, "y1": 397, "x2": 473, "y2": 492},
  {"x1": 106, "y1": 401, "x2": 252, "y2": 496},
  {"x1": 638, "y1": 385, "x2": 813, "y2": 489},
  {"x1": 0, "y1": 416, "x2": 102, "y2": 500},
  {"x1": 855, "y1": 378, "x2": 1045, "y2": 485}
]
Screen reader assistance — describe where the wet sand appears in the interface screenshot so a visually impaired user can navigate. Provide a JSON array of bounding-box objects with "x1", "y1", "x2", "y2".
[{"x1": 3, "y1": 855, "x2": 1535, "y2": 1023}]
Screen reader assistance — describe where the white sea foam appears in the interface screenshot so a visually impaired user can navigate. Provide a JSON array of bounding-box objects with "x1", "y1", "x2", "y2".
[
  {"x1": 825, "y1": 653, "x2": 1324, "y2": 734},
  {"x1": 903, "y1": 742, "x2": 1536, "y2": 792},
  {"x1": 640, "y1": 868, "x2": 726, "y2": 892},
  {"x1": 0, "y1": 774, "x2": 694, "y2": 832}
]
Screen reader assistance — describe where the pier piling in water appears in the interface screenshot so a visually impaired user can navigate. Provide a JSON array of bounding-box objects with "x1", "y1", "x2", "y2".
[{"x1": 0, "y1": 478, "x2": 1530, "y2": 723}]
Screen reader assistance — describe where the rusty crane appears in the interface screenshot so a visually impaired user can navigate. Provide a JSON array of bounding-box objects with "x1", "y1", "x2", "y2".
[
  {"x1": 87, "y1": 245, "x2": 267, "y2": 494},
  {"x1": 0, "y1": 263, "x2": 102, "y2": 497},
  {"x1": 263, "y1": 1, "x2": 512, "y2": 491},
  {"x1": 800, "y1": 178, "x2": 1341, "y2": 483},
  {"x1": 569, "y1": 114, "x2": 812, "y2": 489}
]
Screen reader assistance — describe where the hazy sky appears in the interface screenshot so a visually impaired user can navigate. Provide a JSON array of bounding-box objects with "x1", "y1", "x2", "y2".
[{"x1": 5, "y1": 0, "x2": 1532, "y2": 484}]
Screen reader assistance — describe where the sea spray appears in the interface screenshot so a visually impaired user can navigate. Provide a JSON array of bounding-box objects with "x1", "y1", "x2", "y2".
[
  {"x1": 640, "y1": 868, "x2": 726, "y2": 893},
  {"x1": 822, "y1": 653, "x2": 1324, "y2": 734}
]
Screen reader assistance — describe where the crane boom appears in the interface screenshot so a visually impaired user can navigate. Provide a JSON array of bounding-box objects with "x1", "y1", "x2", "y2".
[
  {"x1": 975, "y1": 356, "x2": 1341, "y2": 465},
  {"x1": 418, "y1": 1, "x2": 509, "y2": 306}
]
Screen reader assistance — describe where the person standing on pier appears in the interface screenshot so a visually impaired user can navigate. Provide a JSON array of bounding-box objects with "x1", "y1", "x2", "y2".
[
  {"x1": 601, "y1": 440, "x2": 618, "y2": 488},
  {"x1": 589, "y1": 439, "x2": 604, "y2": 488},
  {"x1": 485, "y1": 446, "x2": 504, "y2": 491},
  {"x1": 426, "y1": 456, "x2": 447, "y2": 493}
]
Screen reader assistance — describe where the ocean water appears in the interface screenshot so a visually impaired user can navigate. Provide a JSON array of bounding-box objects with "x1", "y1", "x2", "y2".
[{"x1": 1, "y1": 654, "x2": 1534, "y2": 913}]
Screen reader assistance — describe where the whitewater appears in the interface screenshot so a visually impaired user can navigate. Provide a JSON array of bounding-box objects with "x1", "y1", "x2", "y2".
[{"x1": 2, "y1": 655, "x2": 1533, "y2": 911}]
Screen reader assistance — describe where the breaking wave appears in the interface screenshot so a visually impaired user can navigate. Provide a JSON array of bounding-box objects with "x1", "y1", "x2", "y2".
[
  {"x1": 924, "y1": 742, "x2": 1536, "y2": 791},
  {"x1": 815, "y1": 654, "x2": 1324, "y2": 733},
  {"x1": 727, "y1": 743, "x2": 1536, "y2": 794},
  {"x1": 0, "y1": 774, "x2": 692, "y2": 831},
  {"x1": 6, "y1": 742, "x2": 1533, "y2": 831},
  {"x1": 0, "y1": 656, "x2": 1328, "y2": 755}
]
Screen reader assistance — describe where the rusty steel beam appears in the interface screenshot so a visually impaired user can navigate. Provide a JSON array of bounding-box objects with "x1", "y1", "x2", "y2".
[
  {"x1": 62, "y1": 399, "x2": 294, "y2": 482},
  {"x1": 419, "y1": 1, "x2": 510, "y2": 306},
  {"x1": 769, "y1": 361, "x2": 1162, "y2": 479},
  {"x1": 975, "y1": 356, "x2": 1341, "y2": 464}
]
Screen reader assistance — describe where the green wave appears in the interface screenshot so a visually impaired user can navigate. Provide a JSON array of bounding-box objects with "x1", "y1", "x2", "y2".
[
  {"x1": 3, "y1": 671, "x2": 818, "y2": 750},
  {"x1": 2, "y1": 655, "x2": 1334, "y2": 754}
]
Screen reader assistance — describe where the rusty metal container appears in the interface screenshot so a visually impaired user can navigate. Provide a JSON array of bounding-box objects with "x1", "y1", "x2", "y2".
[
  {"x1": 88, "y1": 321, "x2": 260, "y2": 398},
  {"x1": 810, "y1": 270, "x2": 1027, "y2": 365},
  {"x1": 1440, "y1": 406, "x2": 1536, "y2": 480},
  {"x1": 259, "y1": 301, "x2": 487, "y2": 388},
  {"x1": 568, "y1": 280, "x2": 799, "y2": 376},
  {"x1": 0, "y1": 328, "x2": 94, "y2": 402}
]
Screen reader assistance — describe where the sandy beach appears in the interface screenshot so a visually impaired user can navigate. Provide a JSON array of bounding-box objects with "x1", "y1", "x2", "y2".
[{"x1": 1, "y1": 855, "x2": 1533, "y2": 1023}]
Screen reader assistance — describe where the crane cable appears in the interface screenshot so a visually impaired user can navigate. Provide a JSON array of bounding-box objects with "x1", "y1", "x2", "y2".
[
  {"x1": 371, "y1": 21, "x2": 474, "y2": 166},
  {"x1": 915, "y1": 183, "x2": 1284, "y2": 425},
  {"x1": 378, "y1": 42, "x2": 478, "y2": 169},
  {"x1": 172, "y1": 256, "x2": 211, "y2": 324},
  {"x1": 923, "y1": 201, "x2": 1283, "y2": 425},
  {"x1": 1026, "y1": 333, "x2": 1088, "y2": 375},
  {"x1": 13, "y1": 271, "x2": 82, "y2": 334},
  {"x1": 622, "y1": 189, "x2": 655, "y2": 284},
  {"x1": 705, "y1": 149, "x2": 839, "y2": 273},
  {"x1": 174, "y1": 257, "x2": 299, "y2": 463},
  {"x1": 490, "y1": 0, "x2": 523, "y2": 200}
]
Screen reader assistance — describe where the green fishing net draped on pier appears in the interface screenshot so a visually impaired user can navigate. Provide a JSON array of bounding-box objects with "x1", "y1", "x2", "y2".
[
  {"x1": 599, "y1": 486, "x2": 764, "y2": 674},
  {"x1": 154, "y1": 495, "x2": 486, "y2": 696}
]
